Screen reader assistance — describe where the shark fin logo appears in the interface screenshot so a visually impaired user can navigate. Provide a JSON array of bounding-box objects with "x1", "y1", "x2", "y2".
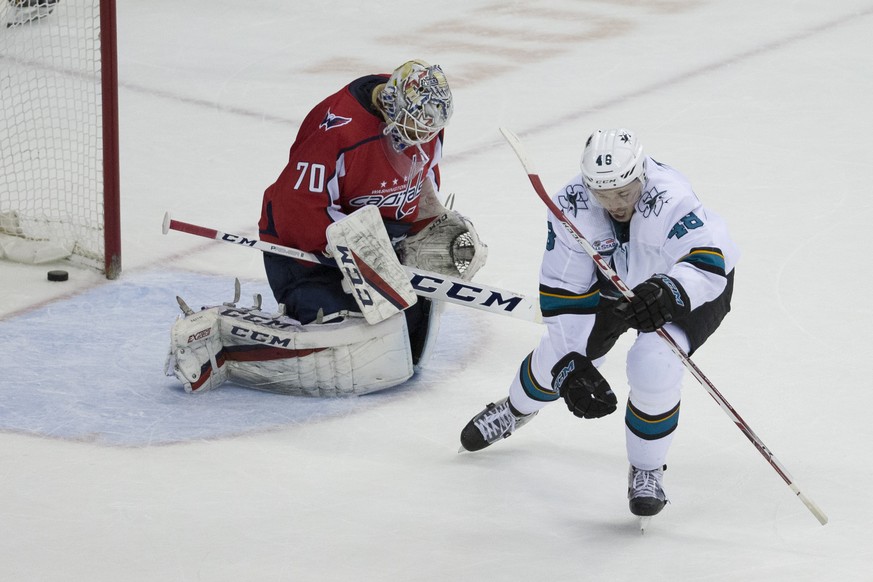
[
  {"x1": 639, "y1": 186, "x2": 667, "y2": 218},
  {"x1": 558, "y1": 184, "x2": 589, "y2": 216}
]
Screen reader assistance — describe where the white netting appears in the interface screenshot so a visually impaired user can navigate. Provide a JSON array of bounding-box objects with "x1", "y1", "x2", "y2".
[{"x1": 0, "y1": 0, "x2": 107, "y2": 270}]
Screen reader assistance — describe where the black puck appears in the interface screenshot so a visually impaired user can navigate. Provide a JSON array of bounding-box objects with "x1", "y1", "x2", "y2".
[{"x1": 47, "y1": 270, "x2": 69, "y2": 282}]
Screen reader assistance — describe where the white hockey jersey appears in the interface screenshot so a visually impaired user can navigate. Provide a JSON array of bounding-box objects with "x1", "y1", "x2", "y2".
[{"x1": 534, "y1": 157, "x2": 739, "y2": 367}]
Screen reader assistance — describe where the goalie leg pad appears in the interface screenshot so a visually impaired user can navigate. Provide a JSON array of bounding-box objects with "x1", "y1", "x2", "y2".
[
  {"x1": 217, "y1": 305, "x2": 415, "y2": 397},
  {"x1": 165, "y1": 306, "x2": 229, "y2": 394},
  {"x1": 407, "y1": 298, "x2": 445, "y2": 371}
]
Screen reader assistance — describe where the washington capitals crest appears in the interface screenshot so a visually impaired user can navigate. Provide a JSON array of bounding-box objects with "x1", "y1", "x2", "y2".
[{"x1": 319, "y1": 109, "x2": 352, "y2": 132}]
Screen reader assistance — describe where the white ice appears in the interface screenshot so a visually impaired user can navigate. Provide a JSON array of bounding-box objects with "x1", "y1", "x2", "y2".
[{"x1": 1, "y1": 1, "x2": 872, "y2": 580}]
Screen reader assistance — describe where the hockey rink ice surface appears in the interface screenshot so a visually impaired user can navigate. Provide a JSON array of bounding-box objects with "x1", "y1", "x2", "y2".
[{"x1": 2, "y1": 1, "x2": 872, "y2": 580}]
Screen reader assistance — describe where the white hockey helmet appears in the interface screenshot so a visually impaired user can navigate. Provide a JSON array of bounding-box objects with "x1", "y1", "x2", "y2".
[
  {"x1": 378, "y1": 60, "x2": 454, "y2": 151},
  {"x1": 580, "y1": 128, "x2": 646, "y2": 191}
]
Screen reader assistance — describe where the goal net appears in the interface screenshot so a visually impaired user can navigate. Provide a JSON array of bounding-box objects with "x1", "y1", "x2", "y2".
[{"x1": 0, "y1": 0, "x2": 120, "y2": 278}]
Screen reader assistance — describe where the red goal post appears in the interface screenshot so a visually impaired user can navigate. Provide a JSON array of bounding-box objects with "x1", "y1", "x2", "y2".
[{"x1": 0, "y1": 0, "x2": 120, "y2": 279}]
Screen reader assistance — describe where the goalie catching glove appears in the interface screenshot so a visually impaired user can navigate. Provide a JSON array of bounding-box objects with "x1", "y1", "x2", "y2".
[
  {"x1": 551, "y1": 352, "x2": 616, "y2": 419},
  {"x1": 395, "y1": 209, "x2": 487, "y2": 281},
  {"x1": 614, "y1": 274, "x2": 691, "y2": 333}
]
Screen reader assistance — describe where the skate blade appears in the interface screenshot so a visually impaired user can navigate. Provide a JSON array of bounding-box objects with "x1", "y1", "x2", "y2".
[{"x1": 638, "y1": 516, "x2": 652, "y2": 534}]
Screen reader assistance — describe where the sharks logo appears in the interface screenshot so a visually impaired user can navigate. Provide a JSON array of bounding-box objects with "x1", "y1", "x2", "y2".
[
  {"x1": 639, "y1": 186, "x2": 667, "y2": 218},
  {"x1": 558, "y1": 184, "x2": 589, "y2": 216},
  {"x1": 319, "y1": 109, "x2": 352, "y2": 132}
]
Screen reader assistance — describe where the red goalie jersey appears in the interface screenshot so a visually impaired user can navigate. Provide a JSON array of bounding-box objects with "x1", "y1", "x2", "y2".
[{"x1": 258, "y1": 74, "x2": 444, "y2": 254}]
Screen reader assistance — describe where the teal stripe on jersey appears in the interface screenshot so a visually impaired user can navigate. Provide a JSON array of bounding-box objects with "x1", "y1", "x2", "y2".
[
  {"x1": 518, "y1": 352, "x2": 559, "y2": 402},
  {"x1": 625, "y1": 401, "x2": 680, "y2": 441},
  {"x1": 539, "y1": 284, "x2": 600, "y2": 317},
  {"x1": 679, "y1": 247, "x2": 726, "y2": 276}
]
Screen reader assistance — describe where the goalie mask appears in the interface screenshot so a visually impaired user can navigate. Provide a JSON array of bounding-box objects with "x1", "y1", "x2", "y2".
[
  {"x1": 580, "y1": 128, "x2": 646, "y2": 222},
  {"x1": 378, "y1": 60, "x2": 453, "y2": 152}
]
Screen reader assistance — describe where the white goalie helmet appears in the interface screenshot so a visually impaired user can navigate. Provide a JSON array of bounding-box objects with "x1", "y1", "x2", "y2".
[
  {"x1": 378, "y1": 60, "x2": 454, "y2": 151},
  {"x1": 580, "y1": 128, "x2": 647, "y2": 191}
]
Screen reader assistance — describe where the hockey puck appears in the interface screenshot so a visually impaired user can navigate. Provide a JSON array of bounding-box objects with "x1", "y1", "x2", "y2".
[{"x1": 47, "y1": 270, "x2": 69, "y2": 282}]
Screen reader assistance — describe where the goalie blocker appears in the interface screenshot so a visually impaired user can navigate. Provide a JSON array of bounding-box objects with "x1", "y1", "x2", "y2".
[
  {"x1": 325, "y1": 205, "x2": 417, "y2": 325},
  {"x1": 324, "y1": 199, "x2": 487, "y2": 325}
]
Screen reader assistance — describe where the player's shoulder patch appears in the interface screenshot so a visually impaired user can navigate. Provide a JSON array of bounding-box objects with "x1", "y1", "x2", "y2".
[
  {"x1": 636, "y1": 184, "x2": 670, "y2": 219},
  {"x1": 319, "y1": 108, "x2": 353, "y2": 132},
  {"x1": 635, "y1": 159, "x2": 697, "y2": 221},
  {"x1": 556, "y1": 182, "x2": 590, "y2": 217}
]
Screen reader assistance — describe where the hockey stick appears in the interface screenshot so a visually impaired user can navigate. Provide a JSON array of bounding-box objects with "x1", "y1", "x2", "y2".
[
  {"x1": 162, "y1": 212, "x2": 542, "y2": 324},
  {"x1": 499, "y1": 127, "x2": 828, "y2": 525}
]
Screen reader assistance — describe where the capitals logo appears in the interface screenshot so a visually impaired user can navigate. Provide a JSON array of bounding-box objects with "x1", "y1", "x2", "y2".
[
  {"x1": 319, "y1": 109, "x2": 352, "y2": 132},
  {"x1": 348, "y1": 176, "x2": 424, "y2": 220}
]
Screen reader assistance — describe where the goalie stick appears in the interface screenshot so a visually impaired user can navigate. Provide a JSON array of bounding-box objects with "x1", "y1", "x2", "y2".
[
  {"x1": 162, "y1": 212, "x2": 542, "y2": 324},
  {"x1": 499, "y1": 127, "x2": 828, "y2": 526}
]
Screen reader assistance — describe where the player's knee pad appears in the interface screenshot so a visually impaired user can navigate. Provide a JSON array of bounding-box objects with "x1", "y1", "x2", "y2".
[
  {"x1": 625, "y1": 330, "x2": 685, "y2": 457},
  {"x1": 166, "y1": 306, "x2": 229, "y2": 394},
  {"x1": 626, "y1": 329, "x2": 686, "y2": 410}
]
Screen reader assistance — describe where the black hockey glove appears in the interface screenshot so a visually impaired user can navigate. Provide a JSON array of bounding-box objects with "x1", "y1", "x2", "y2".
[
  {"x1": 614, "y1": 274, "x2": 690, "y2": 333},
  {"x1": 551, "y1": 352, "x2": 616, "y2": 419}
]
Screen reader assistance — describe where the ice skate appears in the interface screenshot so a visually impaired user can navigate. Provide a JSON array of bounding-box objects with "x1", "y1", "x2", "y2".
[
  {"x1": 459, "y1": 397, "x2": 537, "y2": 452},
  {"x1": 628, "y1": 465, "x2": 668, "y2": 531}
]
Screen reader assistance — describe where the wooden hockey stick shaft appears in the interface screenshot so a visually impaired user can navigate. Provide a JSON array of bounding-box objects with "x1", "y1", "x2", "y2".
[
  {"x1": 499, "y1": 127, "x2": 827, "y2": 525},
  {"x1": 162, "y1": 212, "x2": 542, "y2": 323}
]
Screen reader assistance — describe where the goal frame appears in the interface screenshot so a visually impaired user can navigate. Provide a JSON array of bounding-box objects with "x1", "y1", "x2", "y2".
[
  {"x1": 0, "y1": 0, "x2": 121, "y2": 279},
  {"x1": 100, "y1": 0, "x2": 121, "y2": 279}
]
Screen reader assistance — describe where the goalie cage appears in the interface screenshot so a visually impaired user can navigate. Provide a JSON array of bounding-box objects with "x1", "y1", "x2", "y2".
[{"x1": 0, "y1": 0, "x2": 121, "y2": 278}]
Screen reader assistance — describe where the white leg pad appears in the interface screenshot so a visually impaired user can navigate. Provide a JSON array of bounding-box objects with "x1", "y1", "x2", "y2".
[
  {"x1": 217, "y1": 305, "x2": 414, "y2": 397},
  {"x1": 413, "y1": 299, "x2": 446, "y2": 372},
  {"x1": 165, "y1": 307, "x2": 228, "y2": 394}
]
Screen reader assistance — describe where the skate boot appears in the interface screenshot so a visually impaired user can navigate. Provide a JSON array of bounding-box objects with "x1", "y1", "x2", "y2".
[
  {"x1": 459, "y1": 397, "x2": 537, "y2": 452},
  {"x1": 628, "y1": 465, "x2": 668, "y2": 517}
]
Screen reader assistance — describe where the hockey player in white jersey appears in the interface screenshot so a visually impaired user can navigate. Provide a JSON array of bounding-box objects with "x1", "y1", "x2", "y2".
[{"x1": 460, "y1": 128, "x2": 739, "y2": 521}]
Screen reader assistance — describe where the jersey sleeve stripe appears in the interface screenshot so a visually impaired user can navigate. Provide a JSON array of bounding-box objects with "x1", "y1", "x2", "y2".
[
  {"x1": 678, "y1": 247, "x2": 726, "y2": 276},
  {"x1": 539, "y1": 284, "x2": 600, "y2": 317}
]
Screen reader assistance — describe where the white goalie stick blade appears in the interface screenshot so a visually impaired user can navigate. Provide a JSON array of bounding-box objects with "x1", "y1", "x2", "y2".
[{"x1": 163, "y1": 212, "x2": 542, "y2": 324}]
